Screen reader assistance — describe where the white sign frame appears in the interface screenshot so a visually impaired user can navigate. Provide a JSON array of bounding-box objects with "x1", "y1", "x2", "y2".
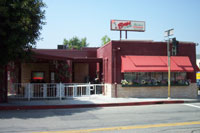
[{"x1": 111, "y1": 20, "x2": 145, "y2": 32}]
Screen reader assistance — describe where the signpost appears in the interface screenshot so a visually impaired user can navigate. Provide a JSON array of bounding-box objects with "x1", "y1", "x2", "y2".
[
  {"x1": 164, "y1": 29, "x2": 174, "y2": 37},
  {"x1": 164, "y1": 29, "x2": 174, "y2": 99},
  {"x1": 111, "y1": 20, "x2": 145, "y2": 40}
]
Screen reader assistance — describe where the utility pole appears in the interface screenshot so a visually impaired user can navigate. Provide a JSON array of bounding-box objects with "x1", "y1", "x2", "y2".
[{"x1": 164, "y1": 29, "x2": 174, "y2": 99}]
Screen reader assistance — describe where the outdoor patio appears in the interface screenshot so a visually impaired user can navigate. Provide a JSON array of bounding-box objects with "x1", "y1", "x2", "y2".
[{"x1": 8, "y1": 83, "x2": 104, "y2": 101}]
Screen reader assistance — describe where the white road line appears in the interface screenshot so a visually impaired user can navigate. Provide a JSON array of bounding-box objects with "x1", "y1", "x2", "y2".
[{"x1": 184, "y1": 104, "x2": 200, "y2": 109}]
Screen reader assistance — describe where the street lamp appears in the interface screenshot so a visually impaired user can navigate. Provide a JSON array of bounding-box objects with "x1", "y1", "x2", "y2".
[{"x1": 164, "y1": 29, "x2": 174, "y2": 99}]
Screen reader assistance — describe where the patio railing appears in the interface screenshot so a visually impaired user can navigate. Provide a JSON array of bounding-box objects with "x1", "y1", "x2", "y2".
[{"x1": 9, "y1": 83, "x2": 104, "y2": 100}]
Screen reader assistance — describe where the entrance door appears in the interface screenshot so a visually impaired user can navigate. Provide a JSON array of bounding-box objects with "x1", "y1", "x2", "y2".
[{"x1": 74, "y1": 63, "x2": 89, "y2": 83}]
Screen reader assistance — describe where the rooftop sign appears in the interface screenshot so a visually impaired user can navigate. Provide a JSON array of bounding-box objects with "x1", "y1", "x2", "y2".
[{"x1": 111, "y1": 20, "x2": 145, "y2": 32}]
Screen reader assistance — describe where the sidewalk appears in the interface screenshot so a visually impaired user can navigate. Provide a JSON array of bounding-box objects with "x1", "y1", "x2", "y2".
[{"x1": 0, "y1": 95, "x2": 200, "y2": 110}]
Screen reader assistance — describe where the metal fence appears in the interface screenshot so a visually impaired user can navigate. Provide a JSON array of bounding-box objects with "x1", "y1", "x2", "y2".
[{"x1": 9, "y1": 83, "x2": 104, "y2": 100}]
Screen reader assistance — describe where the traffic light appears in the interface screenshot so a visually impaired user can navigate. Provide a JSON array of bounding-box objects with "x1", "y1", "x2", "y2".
[
  {"x1": 172, "y1": 37, "x2": 178, "y2": 56},
  {"x1": 172, "y1": 38, "x2": 178, "y2": 46}
]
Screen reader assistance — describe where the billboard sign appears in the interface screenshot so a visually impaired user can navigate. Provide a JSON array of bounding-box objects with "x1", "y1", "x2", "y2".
[{"x1": 111, "y1": 20, "x2": 145, "y2": 32}]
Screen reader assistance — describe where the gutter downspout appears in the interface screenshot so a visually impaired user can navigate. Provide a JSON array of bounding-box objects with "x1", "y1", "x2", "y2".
[{"x1": 113, "y1": 48, "x2": 118, "y2": 98}]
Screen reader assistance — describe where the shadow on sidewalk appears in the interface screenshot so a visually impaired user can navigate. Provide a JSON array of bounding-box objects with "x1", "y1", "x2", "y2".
[{"x1": 0, "y1": 98, "x2": 101, "y2": 119}]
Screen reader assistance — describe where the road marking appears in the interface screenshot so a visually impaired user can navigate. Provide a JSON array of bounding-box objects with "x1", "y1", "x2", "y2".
[
  {"x1": 35, "y1": 121, "x2": 200, "y2": 133},
  {"x1": 184, "y1": 104, "x2": 200, "y2": 109}
]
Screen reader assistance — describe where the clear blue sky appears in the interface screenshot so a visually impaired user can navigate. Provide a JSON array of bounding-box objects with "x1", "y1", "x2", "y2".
[{"x1": 37, "y1": 0, "x2": 200, "y2": 54}]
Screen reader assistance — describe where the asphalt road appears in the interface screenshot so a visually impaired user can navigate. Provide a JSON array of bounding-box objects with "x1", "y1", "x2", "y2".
[{"x1": 0, "y1": 103, "x2": 200, "y2": 133}]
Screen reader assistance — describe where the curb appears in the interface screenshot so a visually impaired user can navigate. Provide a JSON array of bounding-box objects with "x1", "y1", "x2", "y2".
[
  {"x1": 183, "y1": 100, "x2": 200, "y2": 103},
  {"x1": 0, "y1": 100, "x2": 184, "y2": 110}
]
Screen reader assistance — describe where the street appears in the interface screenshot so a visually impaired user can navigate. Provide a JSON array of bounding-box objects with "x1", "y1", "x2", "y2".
[{"x1": 0, "y1": 103, "x2": 200, "y2": 133}]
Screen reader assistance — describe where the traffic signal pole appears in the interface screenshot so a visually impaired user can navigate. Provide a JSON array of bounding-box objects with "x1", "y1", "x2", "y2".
[
  {"x1": 164, "y1": 29, "x2": 174, "y2": 99},
  {"x1": 167, "y1": 38, "x2": 171, "y2": 99}
]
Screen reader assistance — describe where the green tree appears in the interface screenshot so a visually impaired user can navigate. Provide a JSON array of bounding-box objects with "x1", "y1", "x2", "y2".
[
  {"x1": 0, "y1": 0, "x2": 46, "y2": 102},
  {"x1": 101, "y1": 35, "x2": 111, "y2": 46},
  {"x1": 63, "y1": 36, "x2": 89, "y2": 50}
]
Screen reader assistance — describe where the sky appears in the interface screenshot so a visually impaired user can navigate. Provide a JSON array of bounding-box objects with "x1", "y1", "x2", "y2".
[{"x1": 37, "y1": 0, "x2": 200, "y2": 54}]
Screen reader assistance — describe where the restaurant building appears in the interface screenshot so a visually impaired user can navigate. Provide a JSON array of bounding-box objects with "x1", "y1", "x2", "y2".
[
  {"x1": 7, "y1": 40, "x2": 198, "y2": 99},
  {"x1": 98, "y1": 40, "x2": 197, "y2": 98}
]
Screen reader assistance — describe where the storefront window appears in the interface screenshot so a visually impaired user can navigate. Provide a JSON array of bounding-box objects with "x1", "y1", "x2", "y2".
[
  {"x1": 151, "y1": 72, "x2": 162, "y2": 81},
  {"x1": 122, "y1": 72, "x2": 189, "y2": 86},
  {"x1": 171, "y1": 72, "x2": 175, "y2": 81},
  {"x1": 163, "y1": 72, "x2": 168, "y2": 81},
  {"x1": 176, "y1": 72, "x2": 186, "y2": 80},
  {"x1": 138, "y1": 72, "x2": 150, "y2": 80},
  {"x1": 124, "y1": 72, "x2": 136, "y2": 85}
]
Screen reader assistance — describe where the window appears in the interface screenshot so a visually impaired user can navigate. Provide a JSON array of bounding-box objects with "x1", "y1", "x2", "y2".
[
  {"x1": 139, "y1": 72, "x2": 150, "y2": 81},
  {"x1": 151, "y1": 72, "x2": 162, "y2": 81},
  {"x1": 171, "y1": 72, "x2": 175, "y2": 81},
  {"x1": 123, "y1": 72, "x2": 151, "y2": 85},
  {"x1": 175, "y1": 72, "x2": 186, "y2": 80},
  {"x1": 50, "y1": 72, "x2": 55, "y2": 83},
  {"x1": 122, "y1": 72, "x2": 189, "y2": 86},
  {"x1": 124, "y1": 72, "x2": 136, "y2": 82},
  {"x1": 163, "y1": 72, "x2": 168, "y2": 81}
]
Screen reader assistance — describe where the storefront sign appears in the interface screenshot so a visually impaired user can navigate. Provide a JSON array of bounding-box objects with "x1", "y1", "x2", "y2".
[{"x1": 111, "y1": 20, "x2": 145, "y2": 31}]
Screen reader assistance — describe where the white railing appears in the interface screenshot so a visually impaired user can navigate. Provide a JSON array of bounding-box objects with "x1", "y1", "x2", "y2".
[{"x1": 9, "y1": 83, "x2": 104, "y2": 100}]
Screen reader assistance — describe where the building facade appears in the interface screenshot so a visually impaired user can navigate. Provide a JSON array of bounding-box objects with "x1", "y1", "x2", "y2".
[
  {"x1": 8, "y1": 40, "x2": 198, "y2": 99},
  {"x1": 97, "y1": 40, "x2": 197, "y2": 98}
]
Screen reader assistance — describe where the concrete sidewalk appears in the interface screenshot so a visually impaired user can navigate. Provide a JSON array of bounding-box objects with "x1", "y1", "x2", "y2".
[{"x1": 0, "y1": 95, "x2": 200, "y2": 110}]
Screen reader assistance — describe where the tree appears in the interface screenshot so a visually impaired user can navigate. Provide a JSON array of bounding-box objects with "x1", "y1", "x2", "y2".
[
  {"x1": 0, "y1": 0, "x2": 46, "y2": 102},
  {"x1": 63, "y1": 36, "x2": 89, "y2": 50},
  {"x1": 101, "y1": 35, "x2": 111, "y2": 46}
]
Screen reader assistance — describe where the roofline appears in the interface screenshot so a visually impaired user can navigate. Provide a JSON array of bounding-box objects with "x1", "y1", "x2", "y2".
[
  {"x1": 33, "y1": 47, "x2": 99, "y2": 51},
  {"x1": 112, "y1": 40, "x2": 154, "y2": 43}
]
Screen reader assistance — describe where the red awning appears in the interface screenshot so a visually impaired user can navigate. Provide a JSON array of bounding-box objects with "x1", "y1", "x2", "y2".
[{"x1": 121, "y1": 56, "x2": 194, "y2": 72}]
